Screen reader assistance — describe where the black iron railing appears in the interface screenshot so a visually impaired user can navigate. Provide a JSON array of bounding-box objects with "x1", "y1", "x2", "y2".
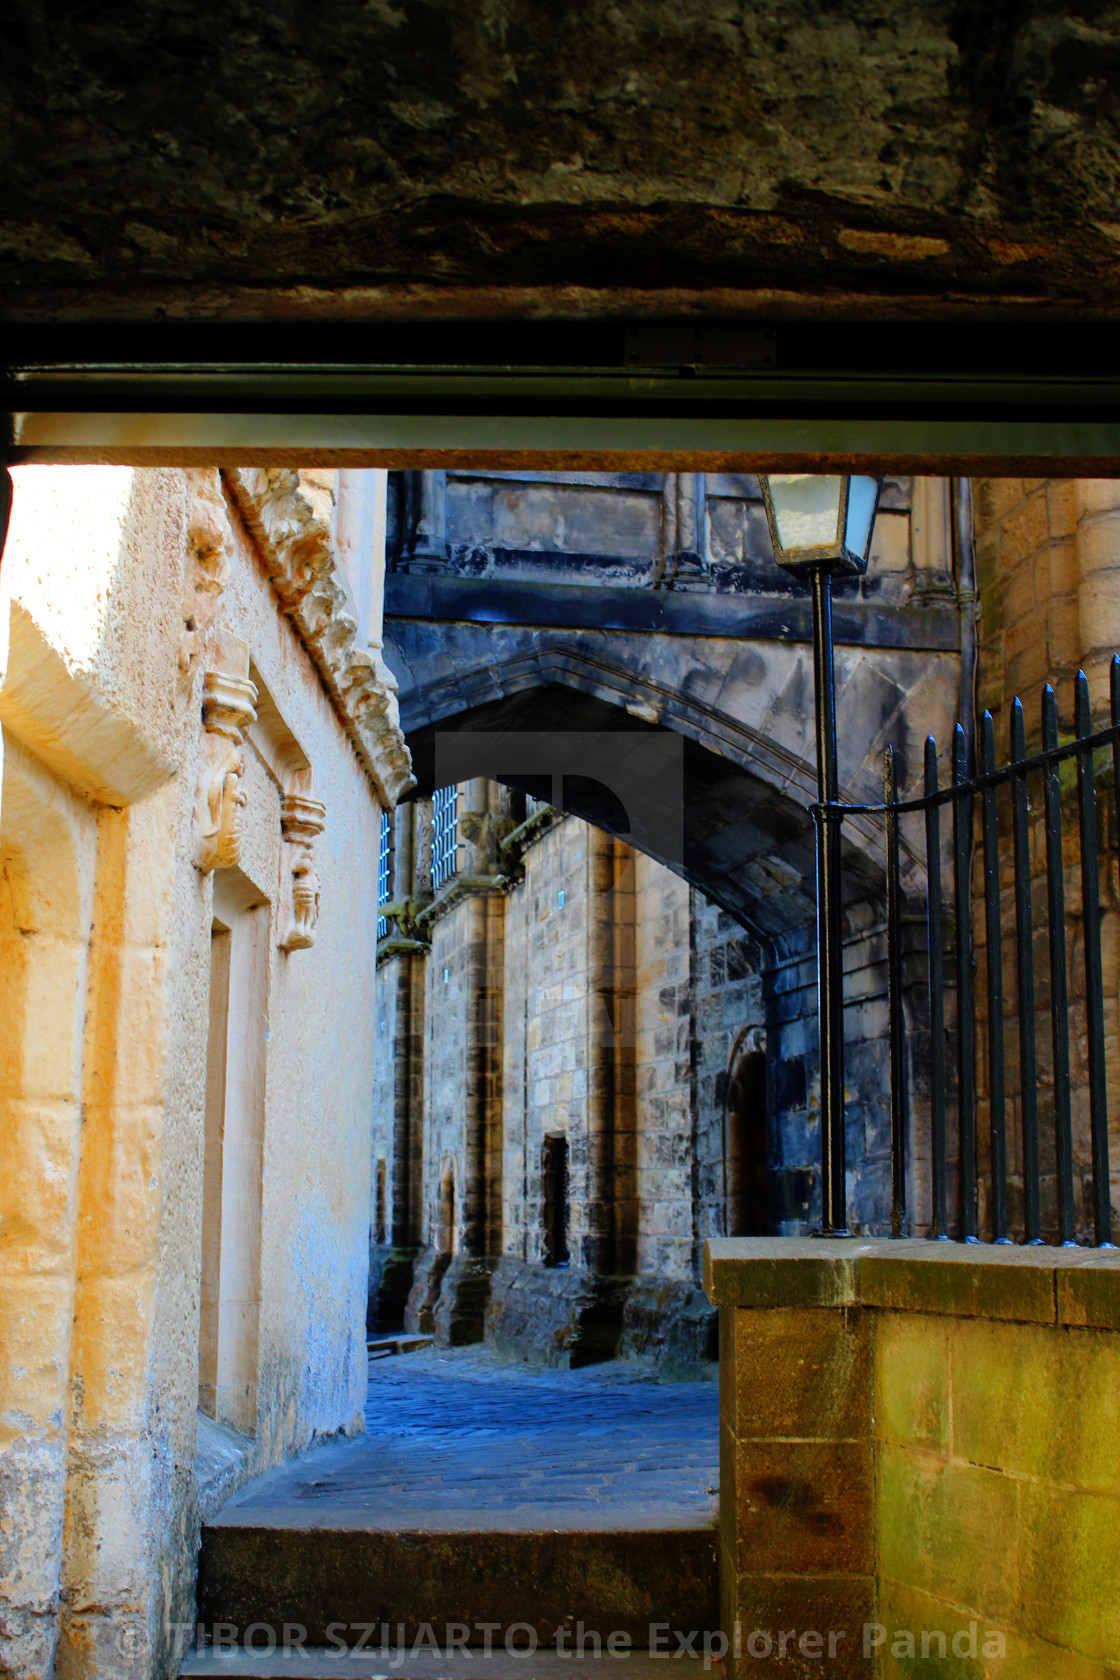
[{"x1": 832, "y1": 658, "x2": 1120, "y2": 1247}]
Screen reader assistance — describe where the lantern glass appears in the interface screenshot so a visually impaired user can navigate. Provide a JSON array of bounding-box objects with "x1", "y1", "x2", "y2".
[
  {"x1": 844, "y1": 476, "x2": 879, "y2": 566},
  {"x1": 760, "y1": 472, "x2": 882, "y2": 574},
  {"x1": 767, "y1": 474, "x2": 843, "y2": 552}
]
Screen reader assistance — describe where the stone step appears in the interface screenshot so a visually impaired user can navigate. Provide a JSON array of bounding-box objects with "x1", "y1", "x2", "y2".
[
  {"x1": 181, "y1": 1646, "x2": 720, "y2": 1679},
  {"x1": 367, "y1": 1334, "x2": 435, "y2": 1360},
  {"x1": 196, "y1": 1521, "x2": 719, "y2": 1648}
]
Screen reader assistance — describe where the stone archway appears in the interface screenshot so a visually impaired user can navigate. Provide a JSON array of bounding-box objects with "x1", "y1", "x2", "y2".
[{"x1": 375, "y1": 628, "x2": 954, "y2": 1362}]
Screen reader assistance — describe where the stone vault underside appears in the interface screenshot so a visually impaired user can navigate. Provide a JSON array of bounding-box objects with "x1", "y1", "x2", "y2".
[{"x1": 4, "y1": 4, "x2": 1120, "y2": 322}]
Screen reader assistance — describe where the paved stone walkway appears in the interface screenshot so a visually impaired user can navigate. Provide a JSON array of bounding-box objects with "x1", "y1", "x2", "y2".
[
  {"x1": 219, "y1": 1346, "x2": 719, "y2": 1532},
  {"x1": 186, "y1": 1352, "x2": 721, "y2": 1674}
]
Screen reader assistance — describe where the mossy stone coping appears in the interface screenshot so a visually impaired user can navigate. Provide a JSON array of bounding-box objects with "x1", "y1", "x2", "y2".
[{"x1": 702, "y1": 1238, "x2": 1120, "y2": 1329}]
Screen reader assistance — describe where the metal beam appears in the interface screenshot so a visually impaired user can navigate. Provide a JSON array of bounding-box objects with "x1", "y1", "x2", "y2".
[
  {"x1": 8, "y1": 407, "x2": 1120, "y2": 473},
  {"x1": 6, "y1": 320, "x2": 1120, "y2": 469}
]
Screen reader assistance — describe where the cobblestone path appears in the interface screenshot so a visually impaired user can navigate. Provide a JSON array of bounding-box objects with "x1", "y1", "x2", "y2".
[{"x1": 222, "y1": 1347, "x2": 719, "y2": 1531}]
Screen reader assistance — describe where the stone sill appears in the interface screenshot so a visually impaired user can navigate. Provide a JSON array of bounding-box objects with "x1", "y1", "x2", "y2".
[
  {"x1": 702, "y1": 1237, "x2": 1120, "y2": 1330},
  {"x1": 376, "y1": 935, "x2": 430, "y2": 969},
  {"x1": 418, "y1": 872, "x2": 506, "y2": 928}
]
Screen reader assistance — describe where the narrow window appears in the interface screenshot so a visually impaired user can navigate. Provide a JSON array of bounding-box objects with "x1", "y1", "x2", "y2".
[
  {"x1": 439, "y1": 1164, "x2": 456, "y2": 1255},
  {"x1": 376, "y1": 810, "x2": 393, "y2": 939},
  {"x1": 541, "y1": 1134, "x2": 570, "y2": 1267},
  {"x1": 198, "y1": 885, "x2": 268, "y2": 1435},
  {"x1": 375, "y1": 1157, "x2": 388, "y2": 1246},
  {"x1": 431, "y1": 785, "x2": 460, "y2": 890},
  {"x1": 728, "y1": 1051, "x2": 769, "y2": 1237}
]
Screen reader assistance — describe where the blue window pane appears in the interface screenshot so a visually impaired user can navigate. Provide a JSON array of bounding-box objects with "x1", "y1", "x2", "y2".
[{"x1": 432, "y1": 786, "x2": 460, "y2": 890}]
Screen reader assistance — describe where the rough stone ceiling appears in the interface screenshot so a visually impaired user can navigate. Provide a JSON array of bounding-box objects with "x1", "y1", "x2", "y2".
[{"x1": 3, "y1": 2, "x2": 1120, "y2": 324}]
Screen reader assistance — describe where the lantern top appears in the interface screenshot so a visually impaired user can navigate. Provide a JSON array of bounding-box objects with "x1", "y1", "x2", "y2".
[{"x1": 759, "y1": 474, "x2": 882, "y2": 576}]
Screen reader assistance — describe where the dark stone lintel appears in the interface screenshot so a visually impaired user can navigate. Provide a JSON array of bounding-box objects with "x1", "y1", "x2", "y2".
[{"x1": 386, "y1": 573, "x2": 959, "y2": 652}]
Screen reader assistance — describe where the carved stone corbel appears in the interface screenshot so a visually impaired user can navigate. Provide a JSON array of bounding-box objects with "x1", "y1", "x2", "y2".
[
  {"x1": 223, "y1": 468, "x2": 414, "y2": 807},
  {"x1": 180, "y1": 471, "x2": 234, "y2": 691},
  {"x1": 279, "y1": 794, "x2": 327, "y2": 951},
  {"x1": 194, "y1": 657, "x2": 258, "y2": 873}
]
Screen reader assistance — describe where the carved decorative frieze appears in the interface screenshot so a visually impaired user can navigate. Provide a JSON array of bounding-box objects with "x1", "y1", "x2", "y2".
[
  {"x1": 223, "y1": 468, "x2": 413, "y2": 808},
  {"x1": 194, "y1": 668, "x2": 258, "y2": 873},
  {"x1": 180, "y1": 471, "x2": 233, "y2": 690},
  {"x1": 278, "y1": 794, "x2": 327, "y2": 952}
]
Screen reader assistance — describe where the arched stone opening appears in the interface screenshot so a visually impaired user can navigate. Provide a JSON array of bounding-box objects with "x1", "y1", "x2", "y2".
[
  {"x1": 723, "y1": 1037, "x2": 770, "y2": 1240},
  {"x1": 401, "y1": 679, "x2": 889, "y2": 945},
  {"x1": 378, "y1": 668, "x2": 931, "y2": 1365}
]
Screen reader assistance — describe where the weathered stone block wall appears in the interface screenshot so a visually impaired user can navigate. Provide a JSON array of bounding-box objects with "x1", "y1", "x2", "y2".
[
  {"x1": 502, "y1": 816, "x2": 594, "y2": 1266},
  {"x1": 689, "y1": 899, "x2": 897, "y2": 1245},
  {"x1": 398, "y1": 471, "x2": 922, "y2": 604},
  {"x1": 418, "y1": 895, "x2": 486, "y2": 1256},
  {"x1": 633, "y1": 854, "x2": 693, "y2": 1277},
  {"x1": 371, "y1": 955, "x2": 402, "y2": 1233},
  {"x1": 0, "y1": 738, "x2": 98, "y2": 1680},
  {"x1": 376, "y1": 791, "x2": 907, "y2": 1368},
  {"x1": 975, "y1": 478, "x2": 1080, "y2": 734},
  {"x1": 446, "y1": 471, "x2": 664, "y2": 588},
  {"x1": 707, "y1": 1238, "x2": 1120, "y2": 1679},
  {"x1": 690, "y1": 894, "x2": 767, "y2": 1244},
  {"x1": 1, "y1": 465, "x2": 399, "y2": 1679},
  {"x1": 404, "y1": 818, "x2": 717, "y2": 1298},
  {"x1": 963, "y1": 478, "x2": 1120, "y2": 1241},
  {"x1": 7, "y1": 10, "x2": 1120, "y2": 325},
  {"x1": 368, "y1": 949, "x2": 428, "y2": 1330},
  {"x1": 375, "y1": 763, "x2": 917, "y2": 1360}
]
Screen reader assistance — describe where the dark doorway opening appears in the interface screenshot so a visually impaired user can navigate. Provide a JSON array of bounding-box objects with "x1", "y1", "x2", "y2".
[
  {"x1": 727, "y1": 1050, "x2": 769, "y2": 1237},
  {"x1": 375, "y1": 1158, "x2": 388, "y2": 1247},
  {"x1": 542, "y1": 1134, "x2": 570, "y2": 1268}
]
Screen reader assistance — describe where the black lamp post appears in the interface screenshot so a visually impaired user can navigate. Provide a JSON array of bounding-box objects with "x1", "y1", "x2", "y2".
[{"x1": 758, "y1": 474, "x2": 883, "y2": 1236}]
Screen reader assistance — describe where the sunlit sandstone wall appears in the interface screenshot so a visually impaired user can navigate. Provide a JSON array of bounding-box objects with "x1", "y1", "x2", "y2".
[
  {"x1": 0, "y1": 466, "x2": 403, "y2": 1680},
  {"x1": 968, "y1": 479, "x2": 1120, "y2": 1241},
  {"x1": 707, "y1": 1238, "x2": 1120, "y2": 1680}
]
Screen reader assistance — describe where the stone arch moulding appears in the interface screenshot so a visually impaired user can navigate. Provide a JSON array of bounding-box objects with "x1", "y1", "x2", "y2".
[{"x1": 389, "y1": 644, "x2": 937, "y2": 941}]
